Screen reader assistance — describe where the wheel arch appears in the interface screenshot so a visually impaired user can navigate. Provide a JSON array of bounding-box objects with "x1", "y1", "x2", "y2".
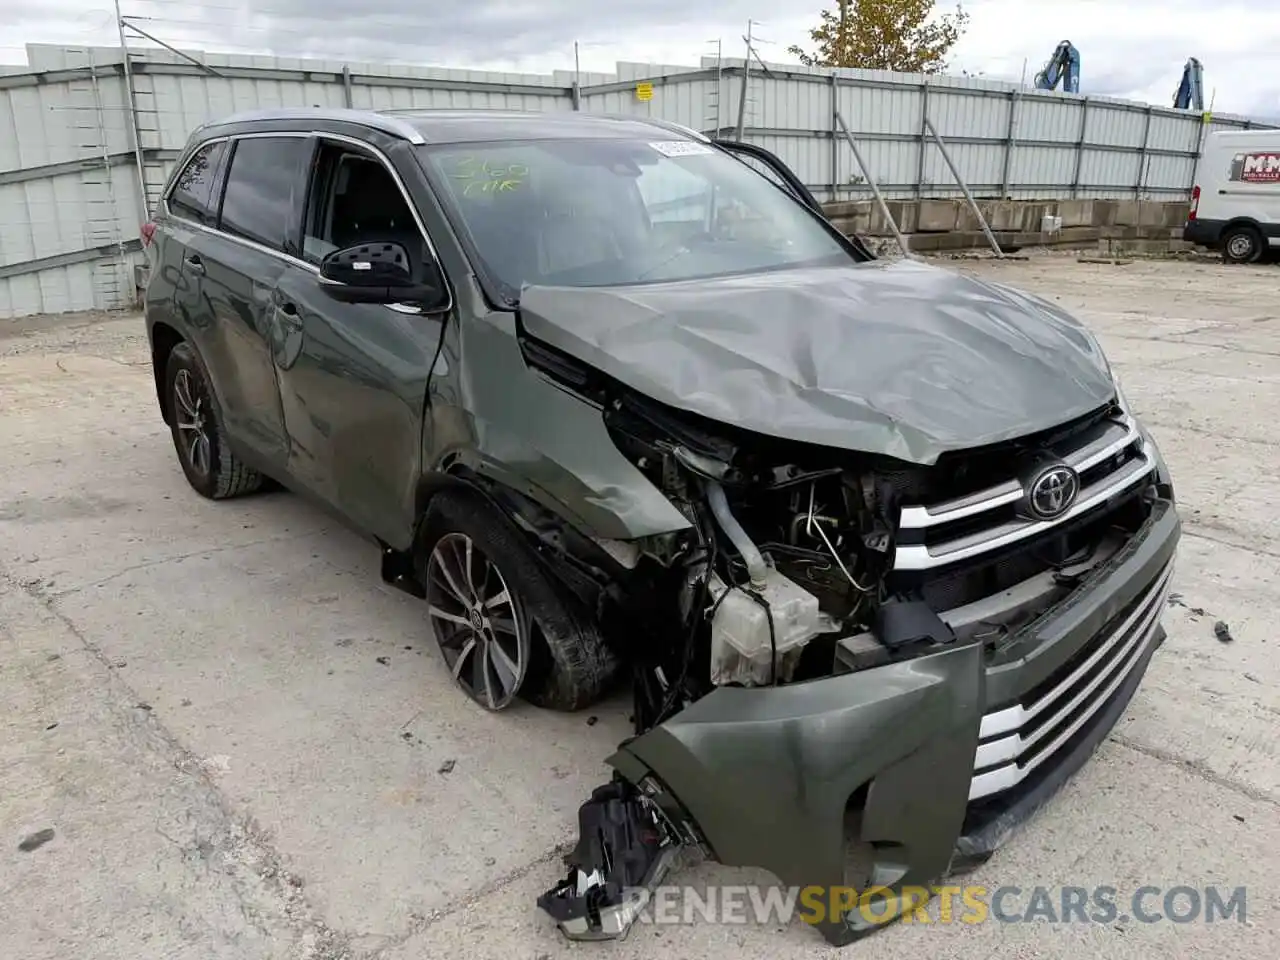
[
  {"x1": 1222, "y1": 215, "x2": 1264, "y2": 236},
  {"x1": 412, "y1": 460, "x2": 634, "y2": 616},
  {"x1": 150, "y1": 320, "x2": 186, "y2": 425}
]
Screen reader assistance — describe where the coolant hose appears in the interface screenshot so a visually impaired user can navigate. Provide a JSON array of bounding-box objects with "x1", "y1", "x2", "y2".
[{"x1": 705, "y1": 481, "x2": 768, "y2": 591}]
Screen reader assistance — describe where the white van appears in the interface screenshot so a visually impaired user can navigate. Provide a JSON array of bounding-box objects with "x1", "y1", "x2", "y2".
[{"x1": 1184, "y1": 128, "x2": 1280, "y2": 263}]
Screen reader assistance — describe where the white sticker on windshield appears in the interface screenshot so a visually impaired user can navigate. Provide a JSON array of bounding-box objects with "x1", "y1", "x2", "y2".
[{"x1": 649, "y1": 140, "x2": 715, "y2": 158}]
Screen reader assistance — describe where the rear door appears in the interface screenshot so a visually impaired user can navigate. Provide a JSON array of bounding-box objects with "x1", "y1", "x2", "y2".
[
  {"x1": 148, "y1": 138, "x2": 229, "y2": 338},
  {"x1": 193, "y1": 133, "x2": 313, "y2": 473}
]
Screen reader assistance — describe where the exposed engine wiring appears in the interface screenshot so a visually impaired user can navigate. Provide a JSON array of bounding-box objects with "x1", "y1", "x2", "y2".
[
  {"x1": 655, "y1": 510, "x2": 720, "y2": 724},
  {"x1": 806, "y1": 483, "x2": 874, "y2": 593}
]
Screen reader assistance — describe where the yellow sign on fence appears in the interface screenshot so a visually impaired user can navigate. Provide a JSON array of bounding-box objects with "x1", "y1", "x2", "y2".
[{"x1": 636, "y1": 82, "x2": 654, "y2": 102}]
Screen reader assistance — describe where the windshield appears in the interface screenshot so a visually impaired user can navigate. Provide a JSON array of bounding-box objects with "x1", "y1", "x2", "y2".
[{"x1": 418, "y1": 137, "x2": 851, "y2": 300}]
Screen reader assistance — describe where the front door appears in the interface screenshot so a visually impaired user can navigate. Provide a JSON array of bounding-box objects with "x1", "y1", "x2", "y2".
[{"x1": 271, "y1": 139, "x2": 446, "y2": 547}]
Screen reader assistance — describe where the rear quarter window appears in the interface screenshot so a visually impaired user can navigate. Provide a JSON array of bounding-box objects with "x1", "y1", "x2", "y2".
[{"x1": 167, "y1": 140, "x2": 227, "y2": 225}]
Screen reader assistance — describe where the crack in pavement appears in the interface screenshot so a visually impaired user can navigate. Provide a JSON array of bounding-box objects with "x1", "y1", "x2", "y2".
[
  {"x1": 363, "y1": 843, "x2": 572, "y2": 959},
  {"x1": 1, "y1": 562, "x2": 355, "y2": 960},
  {"x1": 42, "y1": 530, "x2": 327, "y2": 598},
  {"x1": 1135, "y1": 418, "x2": 1273, "y2": 446},
  {"x1": 1181, "y1": 526, "x2": 1280, "y2": 562},
  {"x1": 1109, "y1": 734, "x2": 1278, "y2": 808},
  {"x1": 1104, "y1": 331, "x2": 1280, "y2": 360}
]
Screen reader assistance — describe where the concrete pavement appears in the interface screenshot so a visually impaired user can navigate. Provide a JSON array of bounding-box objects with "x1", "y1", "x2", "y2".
[{"x1": 2, "y1": 254, "x2": 1276, "y2": 959}]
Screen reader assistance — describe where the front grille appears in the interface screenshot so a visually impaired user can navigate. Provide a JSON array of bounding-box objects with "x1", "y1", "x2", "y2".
[
  {"x1": 893, "y1": 413, "x2": 1154, "y2": 573},
  {"x1": 967, "y1": 559, "x2": 1173, "y2": 801}
]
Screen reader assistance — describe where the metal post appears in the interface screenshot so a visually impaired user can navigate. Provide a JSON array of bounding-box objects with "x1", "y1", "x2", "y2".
[
  {"x1": 915, "y1": 81, "x2": 930, "y2": 199},
  {"x1": 734, "y1": 21, "x2": 753, "y2": 140},
  {"x1": 923, "y1": 116, "x2": 1003, "y2": 258},
  {"x1": 835, "y1": 110, "x2": 910, "y2": 257},
  {"x1": 829, "y1": 72, "x2": 839, "y2": 201},
  {"x1": 1136, "y1": 105, "x2": 1152, "y2": 199},
  {"x1": 121, "y1": 19, "x2": 224, "y2": 77},
  {"x1": 341, "y1": 65, "x2": 353, "y2": 108},
  {"x1": 1188, "y1": 110, "x2": 1210, "y2": 196},
  {"x1": 1000, "y1": 89, "x2": 1019, "y2": 198},
  {"x1": 572, "y1": 41, "x2": 581, "y2": 111},
  {"x1": 114, "y1": 0, "x2": 149, "y2": 230},
  {"x1": 1070, "y1": 97, "x2": 1089, "y2": 199},
  {"x1": 714, "y1": 39, "x2": 724, "y2": 133}
]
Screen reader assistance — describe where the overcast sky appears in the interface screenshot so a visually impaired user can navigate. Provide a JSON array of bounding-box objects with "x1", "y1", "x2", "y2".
[{"x1": 2, "y1": 0, "x2": 1277, "y2": 118}]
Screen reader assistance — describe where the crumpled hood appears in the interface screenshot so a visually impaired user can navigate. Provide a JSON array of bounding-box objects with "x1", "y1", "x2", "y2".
[{"x1": 518, "y1": 258, "x2": 1116, "y2": 465}]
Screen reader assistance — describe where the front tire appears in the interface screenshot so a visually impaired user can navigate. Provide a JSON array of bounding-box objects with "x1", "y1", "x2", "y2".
[
  {"x1": 1222, "y1": 224, "x2": 1264, "y2": 264},
  {"x1": 417, "y1": 490, "x2": 619, "y2": 712},
  {"x1": 164, "y1": 341, "x2": 264, "y2": 499}
]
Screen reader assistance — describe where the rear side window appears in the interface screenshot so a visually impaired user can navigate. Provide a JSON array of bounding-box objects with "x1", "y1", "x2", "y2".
[
  {"x1": 168, "y1": 140, "x2": 226, "y2": 225},
  {"x1": 218, "y1": 136, "x2": 311, "y2": 253}
]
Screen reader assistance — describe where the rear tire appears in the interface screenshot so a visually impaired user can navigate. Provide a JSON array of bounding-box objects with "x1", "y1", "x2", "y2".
[
  {"x1": 164, "y1": 341, "x2": 264, "y2": 500},
  {"x1": 417, "y1": 489, "x2": 618, "y2": 712},
  {"x1": 1222, "y1": 224, "x2": 1264, "y2": 264}
]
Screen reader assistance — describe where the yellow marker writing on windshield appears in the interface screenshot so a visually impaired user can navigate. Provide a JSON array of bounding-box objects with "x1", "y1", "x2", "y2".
[{"x1": 450, "y1": 157, "x2": 530, "y2": 196}]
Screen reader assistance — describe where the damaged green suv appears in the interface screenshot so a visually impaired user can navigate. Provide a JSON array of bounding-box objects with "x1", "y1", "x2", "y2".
[{"x1": 144, "y1": 107, "x2": 1179, "y2": 945}]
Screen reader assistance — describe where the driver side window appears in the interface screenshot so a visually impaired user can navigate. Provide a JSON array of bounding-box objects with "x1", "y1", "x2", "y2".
[{"x1": 302, "y1": 143, "x2": 425, "y2": 267}]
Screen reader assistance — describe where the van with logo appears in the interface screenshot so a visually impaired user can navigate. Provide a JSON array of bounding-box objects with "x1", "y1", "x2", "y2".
[{"x1": 1184, "y1": 128, "x2": 1280, "y2": 263}]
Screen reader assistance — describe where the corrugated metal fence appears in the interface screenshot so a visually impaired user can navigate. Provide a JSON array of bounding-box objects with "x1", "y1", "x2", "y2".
[{"x1": 0, "y1": 42, "x2": 1270, "y2": 318}]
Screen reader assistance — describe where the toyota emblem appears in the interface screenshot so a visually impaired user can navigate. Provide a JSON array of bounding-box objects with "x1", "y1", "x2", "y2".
[{"x1": 1026, "y1": 464, "x2": 1080, "y2": 520}]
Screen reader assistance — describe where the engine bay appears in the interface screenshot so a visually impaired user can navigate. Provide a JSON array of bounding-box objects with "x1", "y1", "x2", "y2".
[
  {"x1": 501, "y1": 336, "x2": 1155, "y2": 740},
  {"x1": 593, "y1": 384, "x2": 1140, "y2": 738}
]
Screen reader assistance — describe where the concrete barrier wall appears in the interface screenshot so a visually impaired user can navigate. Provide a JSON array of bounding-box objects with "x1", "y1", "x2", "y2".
[{"x1": 823, "y1": 198, "x2": 1196, "y2": 254}]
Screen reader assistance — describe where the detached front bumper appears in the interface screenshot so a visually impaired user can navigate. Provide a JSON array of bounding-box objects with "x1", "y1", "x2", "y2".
[{"x1": 542, "y1": 496, "x2": 1180, "y2": 945}]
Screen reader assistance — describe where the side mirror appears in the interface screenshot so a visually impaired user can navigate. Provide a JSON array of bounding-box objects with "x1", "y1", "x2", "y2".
[{"x1": 318, "y1": 241, "x2": 448, "y2": 310}]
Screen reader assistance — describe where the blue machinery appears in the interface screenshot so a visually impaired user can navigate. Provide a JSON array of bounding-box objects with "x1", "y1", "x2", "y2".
[
  {"x1": 1034, "y1": 42, "x2": 1204, "y2": 111},
  {"x1": 1034, "y1": 41, "x2": 1081, "y2": 94},
  {"x1": 1173, "y1": 57, "x2": 1204, "y2": 111}
]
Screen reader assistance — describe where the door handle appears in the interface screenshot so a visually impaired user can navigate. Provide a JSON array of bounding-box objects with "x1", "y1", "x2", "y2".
[{"x1": 183, "y1": 254, "x2": 205, "y2": 275}]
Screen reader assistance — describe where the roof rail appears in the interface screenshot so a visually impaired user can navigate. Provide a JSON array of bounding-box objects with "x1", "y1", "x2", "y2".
[
  {"x1": 207, "y1": 107, "x2": 426, "y2": 144},
  {"x1": 635, "y1": 117, "x2": 711, "y2": 143},
  {"x1": 589, "y1": 113, "x2": 710, "y2": 142}
]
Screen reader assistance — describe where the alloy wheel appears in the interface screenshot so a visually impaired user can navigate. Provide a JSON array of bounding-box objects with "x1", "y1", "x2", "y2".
[
  {"x1": 173, "y1": 368, "x2": 212, "y2": 477},
  {"x1": 425, "y1": 532, "x2": 530, "y2": 710}
]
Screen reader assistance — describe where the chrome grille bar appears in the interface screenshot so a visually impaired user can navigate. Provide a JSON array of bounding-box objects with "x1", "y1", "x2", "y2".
[
  {"x1": 894, "y1": 415, "x2": 1152, "y2": 572},
  {"x1": 968, "y1": 563, "x2": 1172, "y2": 801}
]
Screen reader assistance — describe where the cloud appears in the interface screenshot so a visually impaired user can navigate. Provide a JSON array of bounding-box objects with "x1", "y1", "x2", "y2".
[{"x1": 1, "y1": 0, "x2": 1276, "y2": 117}]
